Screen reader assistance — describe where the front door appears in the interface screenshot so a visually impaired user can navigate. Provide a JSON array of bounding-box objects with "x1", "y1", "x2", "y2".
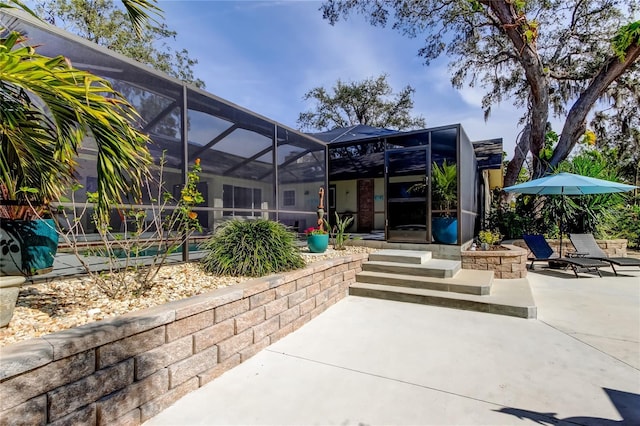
[
  {"x1": 385, "y1": 147, "x2": 430, "y2": 242},
  {"x1": 357, "y1": 179, "x2": 374, "y2": 232}
]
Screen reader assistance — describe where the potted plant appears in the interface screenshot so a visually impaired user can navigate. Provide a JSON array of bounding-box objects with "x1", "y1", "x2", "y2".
[
  {"x1": 304, "y1": 225, "x2": 329, "y2": 253},
  {"x1": 0, "y1": 196, "x2": 59, "y2": 276},
  {"x1": 431, "y1": 160, "x2": 458, "y2": 244}
]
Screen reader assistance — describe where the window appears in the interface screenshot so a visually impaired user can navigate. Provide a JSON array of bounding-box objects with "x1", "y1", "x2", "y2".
[
  {"x1": 283, "y1": 190, "x2": 295, "y2": 207},
  {"x1": 223, "y1": 184, "x2": 262, "y2": 216}
]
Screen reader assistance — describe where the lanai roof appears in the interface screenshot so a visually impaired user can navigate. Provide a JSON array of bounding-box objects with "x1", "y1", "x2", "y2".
[
  {"x1": 314, "y1": 125, "x2": 502, "y2": 170},
  {"x1": 311, "y1": 125, "x2": 399, "y2": 144}
]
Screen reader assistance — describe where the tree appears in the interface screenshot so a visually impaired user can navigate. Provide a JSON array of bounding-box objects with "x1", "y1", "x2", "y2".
[
  {"x1": 0, "y1": 0, "x2": 157, "y2": 219},
  {"x1": 297, "y1": 74, "x2": 426, "y2": 131},
  {"x1": 590, "y1": 67, "x2": 640, "y2": 188},
  {"x1": 35, "y1": 0, "x2": 204, "y2": 88},
  {"x1": 321, "y1": 1, "x2": 640, "y2": 186}
]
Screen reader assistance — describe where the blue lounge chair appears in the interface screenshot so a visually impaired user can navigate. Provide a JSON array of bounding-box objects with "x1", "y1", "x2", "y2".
[
  {"x1": 522, "y1": 234, "x2": 609, "y2": 278},
  {"x1": 569, "y1": 233, "x2": 640, "y2": 276}
]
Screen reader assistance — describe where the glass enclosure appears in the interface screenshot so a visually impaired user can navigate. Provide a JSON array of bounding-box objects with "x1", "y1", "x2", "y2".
[
  {"x1": 3, "y1": 11, "x2": 500, "y2": 249},
  {"x1": 2, "y1": 11, "x2": 328, "y2": 241},
  {"x1": 327, "y1": 124, "x2": 490, "y2": 245},
  {"x1": 385, "y1": 147, "x2": 429, "y2": 242},
  {"x1": 275, "y1": 127, "x2": 327, "y2": 233},
  {"x1": 430, "y1": 127, "x2": 460, "y2": 245},
  {"x1": 458, "y1": 127, "x2": 478, "y2": 244}
]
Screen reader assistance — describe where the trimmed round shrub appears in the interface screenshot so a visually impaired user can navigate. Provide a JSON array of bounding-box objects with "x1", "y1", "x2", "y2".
[{"x1": 199, "y1": 219, "x2": 305, "y2": 277}]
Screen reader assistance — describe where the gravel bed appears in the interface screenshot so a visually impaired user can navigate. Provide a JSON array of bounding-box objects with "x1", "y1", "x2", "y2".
[{"x1": 0, "y1": 246, "x2": 376, "y2": 347}]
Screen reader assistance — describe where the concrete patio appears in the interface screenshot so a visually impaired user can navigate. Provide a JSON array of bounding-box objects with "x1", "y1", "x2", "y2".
[{"x1": 145, "y1": 266, "x2": 640, "y2": 425}]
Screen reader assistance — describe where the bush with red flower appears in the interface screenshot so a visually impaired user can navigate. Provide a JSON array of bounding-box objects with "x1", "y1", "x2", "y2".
[{"x1": 304, "y1": 226, "x2": 328, "y2": 236}]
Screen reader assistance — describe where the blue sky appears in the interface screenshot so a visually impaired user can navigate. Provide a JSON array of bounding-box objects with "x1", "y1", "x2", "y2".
[{"x1": 158, "y1": 0, "x2": 521, "y2": 157}]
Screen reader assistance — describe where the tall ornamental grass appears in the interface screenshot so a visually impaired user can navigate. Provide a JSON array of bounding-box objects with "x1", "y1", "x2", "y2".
[{"x1": 200, "y1": 219, "x2": 304, "y2": 277}]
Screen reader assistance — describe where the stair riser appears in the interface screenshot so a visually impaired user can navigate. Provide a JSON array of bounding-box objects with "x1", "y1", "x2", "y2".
[
  {"x1": 362, "y1": 263, "x2": 460, "y2": 279},
  {"x1": 368, "y1": 253, "x2": 431, "y2": 264},
  {"x1": 355, "y1": 274, "x2": 487, "y2": 295},
  {"x1": 349, "y1": 287, "x2": 534, "y2": 319}
]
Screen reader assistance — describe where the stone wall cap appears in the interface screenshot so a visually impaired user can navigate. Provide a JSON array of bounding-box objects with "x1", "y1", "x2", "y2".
[
  {"x1": 461, "y1": 244, "x2": 526, "y2": 257},
  {"x1": 42, "y1": 308, "x2": 175, "y2": 360},
  {"x1": 0, "y1": 276, "x2": 26, "y2": 288},
  {"x1": 0, "y1": 338, "x2": 53, "y2": 379}
]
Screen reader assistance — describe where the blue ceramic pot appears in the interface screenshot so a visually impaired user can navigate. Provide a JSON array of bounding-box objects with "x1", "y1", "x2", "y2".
[
  {"x1": 432, "y1": 217, "x2": 458, "y2": 244},
  {"x1": 0, "y1": 219, "x2": 58, "y2": 276},
  {"x1": 307, "y1": 234, "x2": 329, "y2": 253}
]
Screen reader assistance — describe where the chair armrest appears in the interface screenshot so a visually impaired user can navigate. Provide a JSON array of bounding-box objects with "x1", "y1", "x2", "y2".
[{"x1": 567, "y1": 252, "x2": 589, "y2": 258}]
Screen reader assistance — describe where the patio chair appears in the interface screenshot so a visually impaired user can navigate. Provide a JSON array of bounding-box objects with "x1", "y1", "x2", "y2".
[
  {"x1": 569, "y1": 233, "x2": 640, "y2": 276},
  {"x1": 522, "y1": 234, "x2": 609, "y2": 278}
]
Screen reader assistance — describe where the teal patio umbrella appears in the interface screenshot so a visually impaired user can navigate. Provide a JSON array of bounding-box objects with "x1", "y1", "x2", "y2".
[{"x1": 504, "y1": 172, "x2": 638, "y2": 255}]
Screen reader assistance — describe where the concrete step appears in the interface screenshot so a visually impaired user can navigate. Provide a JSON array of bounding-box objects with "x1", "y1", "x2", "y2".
[
  {"x1": 349, "y1": 279, "x2": 537, "y2": 319},
  {"x1": 362, "y1": 259, "x2": 461, "y2": 279},
  {"x1": 368, "y1": 249, "x2": 432, "y2": 264},
  {"x1": 356, "y1": 269, "x2": 493, "y2": 295}
]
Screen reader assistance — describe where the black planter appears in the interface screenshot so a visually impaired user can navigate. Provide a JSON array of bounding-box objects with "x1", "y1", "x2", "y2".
[{"x1": 0, "y1": 219, "x2": 59, "y2": 276}]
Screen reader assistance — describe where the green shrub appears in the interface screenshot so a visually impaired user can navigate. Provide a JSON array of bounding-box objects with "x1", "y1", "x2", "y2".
[
  {"x1": 199, "y1": 219, "x2": 304, "y2": 277},
  {"x1": 331, "y1": 212, "x2": 353, "y2": 250},
  {"x1": 486, "y1": 190, "x2": 544, "y2": 239},
  {"x1": 478, "y1": 229, "x2": 502, "y2": 245},
  {"x1": 597, "y1": 203, "x2": 640, "y2": 249},
  {"x1": 553, "y1": 149, "x2": 628, "y2": 234}
]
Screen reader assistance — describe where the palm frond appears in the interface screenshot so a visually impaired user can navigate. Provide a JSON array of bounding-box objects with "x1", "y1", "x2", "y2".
[
  {"x1": 0, "y1": 30, "x2": 152, "y2": 219},
  {"x1": 121, "y1": 0, "x2": 162, "y2": 35}
]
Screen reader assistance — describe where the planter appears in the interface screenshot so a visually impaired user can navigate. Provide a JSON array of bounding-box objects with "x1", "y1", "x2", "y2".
[
  {"x1": 307, "y1": 233, "x2": 329, "y2": 253},
  {"x1": 461, "y1": 244, "x2": 528, "y2": 279},
  {"x1": 432, "y1": 217, "x2": 458, "y2": 244},
  {"x1": 0, "y1": 276, "x2": 25, "y2": 327},
  {"x1": 0, "y1": 218, "x2": 58, "y2": 276}
]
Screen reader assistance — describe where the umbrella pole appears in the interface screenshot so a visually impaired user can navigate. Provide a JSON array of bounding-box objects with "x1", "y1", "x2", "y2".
[{"x1": 559, "y1": 193, "x2": 565, "y2": 257}]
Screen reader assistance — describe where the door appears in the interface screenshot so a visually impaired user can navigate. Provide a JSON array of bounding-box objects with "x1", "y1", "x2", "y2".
[
  {"x1": 385, "y1": 147, "x2": 430, "y2": 242},
  {"x1": 357, "y1": 179, "x2": 374, "y2": 232}
]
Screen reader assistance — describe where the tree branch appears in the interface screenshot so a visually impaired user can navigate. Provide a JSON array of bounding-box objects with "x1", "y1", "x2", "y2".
[
  {"x1": 504, "y1": 122, "x2": 531, "y2": 188},
  {"x1": 548, "y1": 42, "x2": 640, "y2": 171}
]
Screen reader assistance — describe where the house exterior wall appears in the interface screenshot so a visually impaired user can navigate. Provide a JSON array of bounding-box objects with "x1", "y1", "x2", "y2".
[{"x1": 330, "y1": 179, "x2": 385, "y2": 231}]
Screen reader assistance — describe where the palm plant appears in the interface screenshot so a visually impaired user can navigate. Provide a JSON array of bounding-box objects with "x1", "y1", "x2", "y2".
[
  {"x1": 0, "y1": 0, "x2": 159, "y2": 221},
  {"x1": 431, "y1": 160, "x2": 457, "y2": 217}
]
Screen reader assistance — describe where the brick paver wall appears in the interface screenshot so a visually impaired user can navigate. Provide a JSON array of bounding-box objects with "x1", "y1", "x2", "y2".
[
  {"x1": 461, "y1": 244, "x2": 528, "y2": 279},
  {"x1": 511, "y1": 238, "x2": 628, "y2": 257},
  {"x1": 0, "y1": 254, "x2": 366, "y2": 425}
]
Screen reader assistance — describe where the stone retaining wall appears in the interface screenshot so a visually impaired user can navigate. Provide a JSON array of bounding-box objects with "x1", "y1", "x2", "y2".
[
  {"x1": 511, "y1": 238, "x2": 628, "y2": 257},
  {"x1": 461, "y1": 244, "x2": 528, "y2": 279},
  {"x1": 0, "y1": 254, "x2": 366, "y2": 426}
]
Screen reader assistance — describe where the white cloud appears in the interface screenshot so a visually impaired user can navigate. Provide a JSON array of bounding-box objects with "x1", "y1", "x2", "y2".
[{"x1": 457, "y1": 85, "x2": 486, "y2": 108}]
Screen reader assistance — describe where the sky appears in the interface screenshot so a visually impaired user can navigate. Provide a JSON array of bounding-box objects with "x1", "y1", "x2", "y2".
[{"x1": 157, "y1": 0, "x2": 523, "y2": 157}]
